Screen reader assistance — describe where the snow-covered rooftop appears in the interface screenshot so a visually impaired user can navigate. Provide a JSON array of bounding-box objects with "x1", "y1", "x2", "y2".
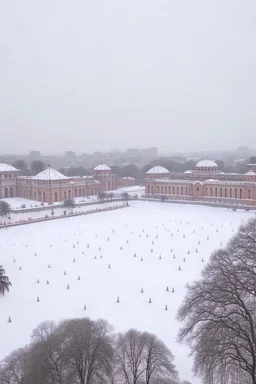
[
  {"x1": 33, "y1": 168, "x2": 68, "y2": 180},
  {"x1": 184, "y1": 170, "x2": 192, "y2": 174},
  {"x1": 196, "y1": 160, "x2": 218, "y2": 168},
  {"x1": 93, "y1": 164, "x2": 111, "y2": 171},
  {"x1": 122, "y1": 176, "x2": 135, "y2": 179},
  {"x1": 0, "y1": 163, "x2": 19, "y2": 172},
  {"x1": 244, "y1": 171, "x2": 256, "y2": 176},
  {"x1": 146, "y1": 166, "x2": 170, "y2": 174}
]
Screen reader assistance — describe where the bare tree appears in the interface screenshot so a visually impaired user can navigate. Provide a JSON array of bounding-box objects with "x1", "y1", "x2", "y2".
[
  {"x1": 0, "y1": 266, "x2": 11, "y2": 296},
  {"x1": 0, "y1": 348, "x2": 29, "y2": 384},
  {"x1": 177, "y1": 217, "x2": 256, "y2": 384},
  {"x1": 25, "y1": 321, "x2": 67, "y2": 384},
  {"x1": 144, "y1": 332, "x2": 179, "y2": 384},
  {"x1": 114, "y1": 329, "x2": 179, "y2": 384},
  {"x1": 60, "y1": 318, "x2": 114, "y2": 384},
  {"x1": 98, "y1": 192, "x2": 106, "y2": 203}
]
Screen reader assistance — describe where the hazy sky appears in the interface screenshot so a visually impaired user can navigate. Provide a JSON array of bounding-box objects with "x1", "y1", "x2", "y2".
[{"x1": 0, "y1": 1, "x2": 255, "y2": 154}]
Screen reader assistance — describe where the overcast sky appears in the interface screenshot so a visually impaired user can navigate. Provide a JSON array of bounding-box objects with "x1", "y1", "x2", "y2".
[{"x1": 0, "y1": 1, "x2": 255, "y2": 155}]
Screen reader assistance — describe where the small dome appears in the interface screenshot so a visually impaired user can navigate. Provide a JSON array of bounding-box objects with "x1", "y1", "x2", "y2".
[
  {"x1": 244, "y1": 171, "x2": 256, "y2": 176},
  {"x1": 146, "y1": 166, "x2": 170, "y2": 174},
  {"x1": 196, "y1": 160, "x2": 218, "y2": 168},
  {"x1": 33, "y1": 168, "x2": 68, "y2": 180},
  {"x1": 0, "y1": 163, "x2": 19, "y2": 172},
  {"x1": 93, "y1": 164, "x2": 111, "y2": 171}
]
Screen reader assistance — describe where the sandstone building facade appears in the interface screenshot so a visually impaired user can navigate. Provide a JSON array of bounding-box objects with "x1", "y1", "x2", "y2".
[
  {"x1": 0, "y1": 163, "x2": 116, "y2": 203},
  {"x1": 145, "y1": 160, "x2": 256, "y2": 207}
]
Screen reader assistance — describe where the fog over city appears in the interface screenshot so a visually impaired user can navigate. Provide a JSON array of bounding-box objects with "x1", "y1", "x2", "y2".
[{"x1": 0, "y1": 1, "x2": 255, "y2": 154}]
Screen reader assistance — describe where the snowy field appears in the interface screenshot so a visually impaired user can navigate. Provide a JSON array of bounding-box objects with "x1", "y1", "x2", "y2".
[{"x1": 0, "y1": 201, "x2": 253, "y2": 383}]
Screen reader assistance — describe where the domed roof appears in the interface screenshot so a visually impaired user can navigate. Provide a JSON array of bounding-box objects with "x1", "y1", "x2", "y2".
[
  {"x1": 245, "y1": 171, "x2": 256, "y2": 176},
  {"x1": 33, "y1": 168, "x2": 68, "y2": 180},
  {"x1": 0, "y1": 163, "x2": 19, "y2": 172},
  {"x1": 196, "y1": 160, "x2": 218, "y2": 168},
  {"x1": 146, "y1": 166, "x2": 170, "y2": 174},
  {"x1": 93, "y1": 164, "x2": 111, "y2": 171}
]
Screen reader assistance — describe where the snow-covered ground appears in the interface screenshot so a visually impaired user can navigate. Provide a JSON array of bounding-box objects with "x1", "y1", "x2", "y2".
[{"x1": 0, "y1": 201, "x2": 253, "y2": 383}]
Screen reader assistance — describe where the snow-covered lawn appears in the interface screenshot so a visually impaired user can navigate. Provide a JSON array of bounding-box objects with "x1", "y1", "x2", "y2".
[{"x1": 0, "y1": 202, "x2": 253, "y2": 383}]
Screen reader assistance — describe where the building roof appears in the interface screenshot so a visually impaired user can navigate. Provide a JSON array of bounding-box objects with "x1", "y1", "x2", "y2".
[
  {"x1": 0, "y1": 163, "x2": 19, "y2": 172},
  {"x1": 122, "y1": 176, "x2": 135, "y2": 179},
  {"x1": 244, "y1": 171, "x2": 256, "y2": 176},
  {"x1": 33, "y1": 168, "x2": 68, "y2": 180},
  {"x1": 184, "y1": 170, "x2": 192, "y2": 174},
  {"x1": 93, "y1": 164, "x2": 111, "y2": 171},
  {"x1": 146, "y1": 166, "x2": 170, "y2": 174},
  {"x1": 196, "y1": 160, "x2": 218, "y2": 168}
]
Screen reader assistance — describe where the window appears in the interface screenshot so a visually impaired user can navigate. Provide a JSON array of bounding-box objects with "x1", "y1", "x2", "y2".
[
  {"x1": 210, "y1": 187, "x2": 213, "y2": 197},
  {"x1": 5, "y1": 174, "x2": 7, "y2": 179},
  {"x1": 230, "y1": 189, "x2": 232, "y2": 198},
  {"x1": 220, "y1": 188, "x2": 222, "y2": 198},
  {"x1": 9, "y1": 174, "x2": 12, "y2": 178},
  {"x1": 215, "y1": 188, "x2": 217, "y2": 197},
  {"x1": 225, "y1": 188, "x2": 227, "y2": 198},
  {"x1": 248, "y1": 190, "x2": 251, "y2": 199},
  {"x1": 197, "y1": 187, "x2": 199, "y2": 192},
  {"x1": 240, "y1": 189, "x2": 242, "y2": 199},
  {"x1": 235, "y1": 189, "x2": 237, "y2": 199}
]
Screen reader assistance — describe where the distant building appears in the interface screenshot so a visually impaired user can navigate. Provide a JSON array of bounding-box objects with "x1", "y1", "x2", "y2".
[
  {"x1": 145, "y1": 160, "x2": 256, "y2": 207},
  {"x1": 29, "y1": 151, "x2": 41, "y2": 160},
  {"x1": 65, "y1": 151, "x2": 76, "y2": 158},
  {"x1": 0, "y1": 163, "x2": 116, "y2": 203},
  {"x1": 116, "y1": 176, "x2": 136, "y2": 188},
  {"x1": 93, "y1": 164, "x2": 116, "y2": 191}
]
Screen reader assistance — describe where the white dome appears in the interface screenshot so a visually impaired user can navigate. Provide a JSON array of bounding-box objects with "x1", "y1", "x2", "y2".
[
  {"x1": 196, "y1": 160, "x2": 218, "y2": 168},
  {"x1": 146, "y1": 166, "x2": 170, "y2": 174},
  {"x1": 245, "y1": 171, "x2": 256, "y2": 176},
  {"x1": 0, "y1": 163, "x2": 19, "y2": 172},
  {"x1": 33, "y1": 168, "x2": 68, "y2": 180},
  {"x1": 93, "y1": 164, "x2": 111, "y2": 171}
]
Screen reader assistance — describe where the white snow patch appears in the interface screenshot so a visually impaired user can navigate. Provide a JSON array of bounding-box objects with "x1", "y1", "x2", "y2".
[{"x1": 0, "y1": 202, "x2": 253, "y2": 383}]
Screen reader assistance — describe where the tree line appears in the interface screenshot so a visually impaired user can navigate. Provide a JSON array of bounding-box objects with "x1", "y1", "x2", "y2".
[
  {"x1": 12, "y1": 156, "x2": 256, "y2": 181},
  {"x1": 0, "y1": 318, "x2": 186, "y2": 384}
]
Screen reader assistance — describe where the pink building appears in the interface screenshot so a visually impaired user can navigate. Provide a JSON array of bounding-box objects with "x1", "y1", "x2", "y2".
[
  {"x1": 116, "y1": 177, "x2": 136, "y2": 188},
  {"x1": 145, "y1": 160, "x2": 256, "y2": 207},
  {"x1": 0, "y1": 163, "x2": 116, "y2": 203}
]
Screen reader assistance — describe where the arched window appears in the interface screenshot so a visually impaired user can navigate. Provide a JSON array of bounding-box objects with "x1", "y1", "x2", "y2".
[
  {"x1": 173, "y1": 186, "x2": 175, "y2": 194},
  {"x1": 185, "y1": 187, "x2": 187, "y2": 195},
  {"x1": 177, "y1": 187, "x2": 179, "y2": 195},
  {"x1": 64, "y1": 191, "x2": 67, "y2": 199},
  {"x1": 157, "y1": 186, "x2": 160, "y2": 193},
  {"x1": 168, "y1": 186, "x2": 171, "y2": 195},
  {"x1": 161, "y1": 186, "x2": 163, "y2": 194},
  {"x1": 181, "y1": 187, "x2": 183, "y2": 196},
  {"x1": 68, "y1": 190, "x2": 71, "y2": 198},
  {"x1": 148, "y1": 186, "x2": 150, "y2": 194},
  {"x1": 43, "y1": 192, "x2": 46, "y2": 202},
  {"x1": 210, "y1": 187, "x2": 212, "y2": 197},
  {"x1": 220, "y1": 188, "x2": 222, "y2": 198},
  {"x1": 151, "y1": 186, "x2": 153, "y2": 194},
  {"x1": 55, "y1": 192, "x2": 58, "y2": 202},
  {"x1": 4, "y1": 187, "x2": 8, "y2": 198},
  {"x1": 235, "y1": 189, "x2": 237, "y2": 199},
  {"x1": 165, "y1": 186, "x2": 167, "y2": 194},
  {"x1": 215, "y1": 188, "x2": 217, "y2": 197},
  {"x1": 79, "y1": 188, "x2": 82, "y2": 197},
  {"x1": 230, "y1": 189, "x2": 232, "y2": 198},
  {"x1": 225, "y1": 188, "x2": 227, "y2": 198},
  {"x1": 240, "y1": 189, "x2": 242, "y2": 199},
  {"x1": 34, "y1": 191, "x2": 37, "y2": 200},
  {"x1": 248, "y1": 189, "x2": 251, "y2": 199}
]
